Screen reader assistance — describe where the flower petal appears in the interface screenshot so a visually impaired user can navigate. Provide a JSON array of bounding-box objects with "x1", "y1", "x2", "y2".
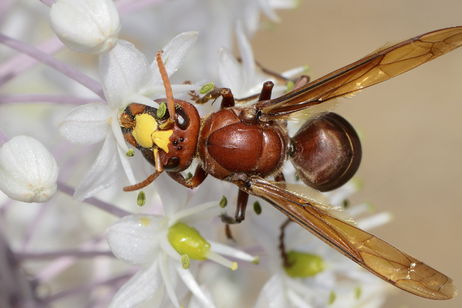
[
  {"x1": 50, "y1": 0, "x2": 120, "y2": 54},
  {"x1": 159, "y1": 253, "x2": 180, "y2": 307},
  {"x1": 58, "y1": 102, "x2": 111, "y2": 144},
  {"x1": 0, "y1": 136, "x2": 58, "y2": 202},
  {"x1": 218, "y1": 48, "x2": 242, "y2": 92},
  {"x1": 109, "y1": 260, "x2": 162, "y2": 308},
  {"x1": 235, "y1": 22, "x2": 256, "y2": 91},
  {"x1": 151, "y1": 32, "x2": 198, "y2": 84},
  {"x1": 73, "y1": 134, "x2": 120, "y2": 200},
  {"x1": 176, "y1": 266, "x2": 215, "y2": 308},
  {"x1": 99, "y1": 40, "x2": 153, "y2": 109},
  {"x1": 106, "y1": 215, "x2": 164, "y2": 265},
  {"x1": 255, "y1": 275, "x2": 287, "y2": 308},
  {"x1": 258, "y1": 0, "x2": 280, "y2": 22}
]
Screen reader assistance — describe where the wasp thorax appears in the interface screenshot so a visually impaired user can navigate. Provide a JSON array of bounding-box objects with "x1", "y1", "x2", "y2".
[{"x1": 290, "y1": 112, "x2": 362, "y2": 192}]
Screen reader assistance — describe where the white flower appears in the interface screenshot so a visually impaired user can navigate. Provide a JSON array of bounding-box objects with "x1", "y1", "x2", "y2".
[
  {"x1": 58, "y1": 32, "x2": 198, "y2": 200},
  {"x1": 106, "y1": 200, "x2": 256, "y2": 308},
  {"x1": 50, "y1": 0, "x2": 120, "y2": 54},
  {"x1": 0, "y1": 136, "x2": 58, "y2": 203},
  {"x1": 218, "y1": 22, "x2": 306, "y2": 99}
]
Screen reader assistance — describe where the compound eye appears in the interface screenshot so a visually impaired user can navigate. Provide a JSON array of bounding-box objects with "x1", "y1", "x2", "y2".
[
  {"x1": 175, "y1": 107, "x2": 190, "y2": 130},
  {"x1": 164, "y1": 156, "x2": 180, "y2": 170}
]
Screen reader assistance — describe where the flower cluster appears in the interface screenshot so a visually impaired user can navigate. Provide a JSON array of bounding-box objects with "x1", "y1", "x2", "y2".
[{"x1": 0, "y1": 1, "x2": 390, "y2": 308}]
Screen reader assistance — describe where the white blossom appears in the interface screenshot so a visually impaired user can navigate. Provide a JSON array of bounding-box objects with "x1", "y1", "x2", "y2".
[
  {"x1": 106, "y1": 199, "x2": 256, "y2": 308},
  {"x1": 50, "y1": 0, "x2": 121, "y2": 54},
  {"x1": 58, "y1": 33, "x2": 198, "y2": 200},
  {"x1": 218, "y1": 22, "x2": 306, "y2": 99},
  {"x1": 0, "y1": 136, "x2": 58, "y2": 203}
]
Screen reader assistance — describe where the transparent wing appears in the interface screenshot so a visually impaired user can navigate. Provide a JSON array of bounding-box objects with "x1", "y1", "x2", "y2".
[
  {"x1": 257, "y1": 26, "x2": 462, "y2": 118},
  {"x1": 235, "y1": 176, "x2": 456, "y2": 300}
]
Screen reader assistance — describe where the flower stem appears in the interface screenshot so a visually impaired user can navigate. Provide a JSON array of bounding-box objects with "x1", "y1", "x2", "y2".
[
  {"x1": 0, "y1": 129, "x2": 8, "y2": 144},
  {"x1": 0, "y1": 94, "x2": 103, "y2": 105},
  {"x1": 0, "y1": 37, "x2": 63, "y2": 87},
  {"x1": 40, "y1": 0, "x2": 55, "y2": 8},
  {"x1": 16, "y1": 249, "x2": 114, "y2": 262},
  {"x1": 42, "y1": 271, "x2": 133, "y2": 304},
  {"x1": 0, "y1": 33, "x2": 104, "y2": 99},
  {"x1": 57, "y1": 182, "x2": 130, "y2": 217}
]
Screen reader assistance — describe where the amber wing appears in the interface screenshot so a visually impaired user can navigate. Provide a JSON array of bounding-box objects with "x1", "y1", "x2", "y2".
[
  {"x1": 257, "y1": 26, "x2": 462, "y2": 118},
  {"x1": 235, "y1": 176, "x2": 456, "y2": 300}
]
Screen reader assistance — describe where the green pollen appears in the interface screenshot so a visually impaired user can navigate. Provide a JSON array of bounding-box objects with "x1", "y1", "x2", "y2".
[
  {"x1": 284, "y1": 250, "x2": 325, "y2": 278},
  {"x1": 181, "y1": 254, "x2": 191, "y2": 269},
  {"x1": 136, "y1": 191, "x2": 146, "y2": 206},
  {"x1": 342, "y1": 199, "x2": 350, "y2": 209},
  {"x1": 328, "y1": 291, "x2": 336, "y2": 305},
  {"x1": 200, "y1": 82, "x2": 215, "y2": 94},
  {"x1": 126, "y1": 149, "x2": 135, "y2": 157},
  {"x1": 219, "y1": 196, "x2": 227, "y2": 208},
  {"x1": 354, "y1": 286, "x2": 362, "y2": 299},
  {"x1": 286, "y1": 80, "x2": 295, "y2": 92},
  {"x1": 157, "y1": 102, "x2": 167, "y2": 118},
  {"x1": 185, "y1": 172, "x2": 193, "y2": 180},
  {"x1": 253, "y1": 201, "x2": 262, "y2": 215},
  {"x1": 168, "y1": 222, "x2": 211, "y2": 260}
]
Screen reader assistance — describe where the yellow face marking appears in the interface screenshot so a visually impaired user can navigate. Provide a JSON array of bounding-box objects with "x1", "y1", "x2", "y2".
[
  {"x1": 132, "y1": 114, "x2": 157, "y2": 148},
  {"x1": 152, "y1": 129, "x2": 174, "y2": 153},
  {"x1": 132, "y1": 113, "x2": 173, "y2": 152}
]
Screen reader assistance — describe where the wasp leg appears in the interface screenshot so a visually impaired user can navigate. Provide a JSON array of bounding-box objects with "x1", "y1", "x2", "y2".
[
  {"x1": 274, "y1": 172, "x2": 286, "y2": 182},
  {"x1": 258, "y1": 81, "x2": 274, "y2": 101},
  {"x1": 123, "y1": 171, "x2": 162, "y2": 191},
  {"x1": 195, "y1": 88, "x2": 235, "y2": 109},
  {"x1": 221, "y1": 189, "x2": 249, "y2": 239},
  {"x1": 234, "y1": 80, "x2": 275, "y2": 104},
  {"x1": 167, "y1": 165, "x2": 208, "y2": 189},
  {"x1": 279, "y1": 218, "x2": 292, "y2": 267}
]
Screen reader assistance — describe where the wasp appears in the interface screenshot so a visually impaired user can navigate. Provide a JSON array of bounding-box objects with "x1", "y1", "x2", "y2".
[{"x1": 120, "y1": 27, "x2": 462, "y2": 300}]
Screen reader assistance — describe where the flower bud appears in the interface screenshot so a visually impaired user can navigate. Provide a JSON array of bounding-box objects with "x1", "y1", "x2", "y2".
[
  {"x1": 168, "y1": 223, "x2": 211, "y2": 260},
  {"x1": 284, "y1": 250, "x2": 325, "y2": 278},
  {"x1": 0, "y1": 136, "x2": 58, "y2": 202},
  {"x1": 50, "y1": 0, "x2": 120, "y2": 54}
]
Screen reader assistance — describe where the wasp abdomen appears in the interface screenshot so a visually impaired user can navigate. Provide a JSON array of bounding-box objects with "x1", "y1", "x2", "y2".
[{"x1": 290, "y1": 112, "x2": 362, "y2": 191}]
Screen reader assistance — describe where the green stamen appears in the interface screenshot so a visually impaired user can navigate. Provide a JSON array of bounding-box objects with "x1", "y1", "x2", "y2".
[
  {"x1": 328, "y1": 291, "x2": 336, "y2": 305},
  {"x1": 168, "y1": 223, "x2": 211, "y2": 260},
  {"x1": 354, "y1": 286, "x2": 362, "y2": 299},
  {"x1": 284, "y1": 250, "x2": 325, "y2": 278},
  {"x1": 181, "y1": 254, "x2": 191, "y2": 269}
]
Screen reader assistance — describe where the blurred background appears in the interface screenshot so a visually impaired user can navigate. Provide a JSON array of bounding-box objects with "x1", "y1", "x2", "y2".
[{"x1": 253, "y1": 0, "x2": 462, "y2": 307}]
